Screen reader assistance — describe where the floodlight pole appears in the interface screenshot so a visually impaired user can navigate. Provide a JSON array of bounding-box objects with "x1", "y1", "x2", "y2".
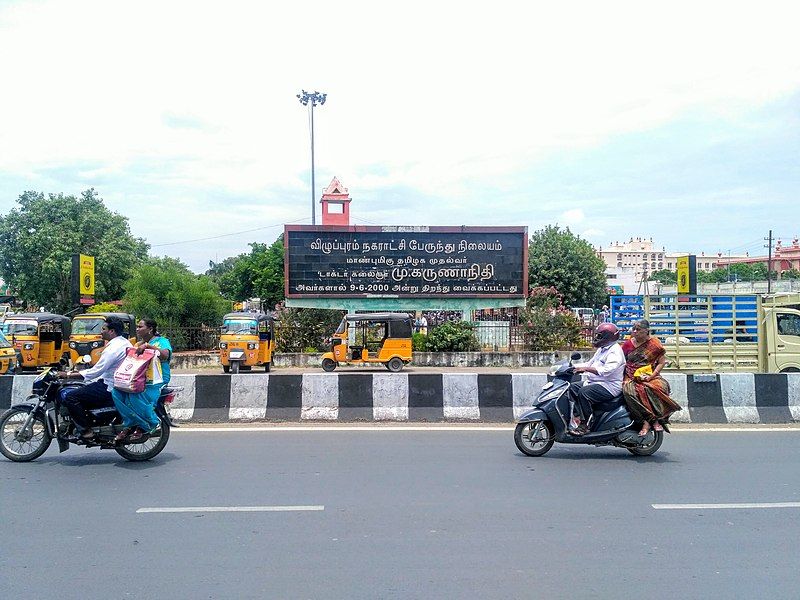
[{"x1": 297, "y1": 90, "x2": 327, "y2": 226}]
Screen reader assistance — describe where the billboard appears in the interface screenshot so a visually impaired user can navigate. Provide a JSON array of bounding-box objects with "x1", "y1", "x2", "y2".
[
  {"x1": 676, "y1": 255, "x2": 697, "y2": 295},
  {"x1": 285, "y1": 225, "x2": 527, "y2": 298},
  {"x1": 71, "y1": 253, "x2": 95, "y2": 306}
]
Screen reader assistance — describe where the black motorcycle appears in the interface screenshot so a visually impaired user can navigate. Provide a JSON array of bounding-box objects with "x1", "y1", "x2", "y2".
[
  {"x1": 0, "y1": 368, "x2": 180, "y2": 462},
  {"x1": 514, "y1": 353, "x2": 664, "y2": 457}
]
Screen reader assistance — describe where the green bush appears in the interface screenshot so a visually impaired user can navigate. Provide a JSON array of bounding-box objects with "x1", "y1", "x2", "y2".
[
  {"x1": 412, "y1": 332, "x2": 428, "y2": 351},
  {"x1": 87, "y1": 302, "x2": 121, "y2": 313},
  {"x1": 425, "y1": 321, "x2": 480, "y2": 352},
  {"x1": 520, "y1": 286, "x2": 584, "y2": 350}
]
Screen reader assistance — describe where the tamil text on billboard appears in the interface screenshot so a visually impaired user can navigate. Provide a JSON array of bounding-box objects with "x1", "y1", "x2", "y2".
[{"x1": 285, "y1": 226, "x2": 527, "y2": 298}]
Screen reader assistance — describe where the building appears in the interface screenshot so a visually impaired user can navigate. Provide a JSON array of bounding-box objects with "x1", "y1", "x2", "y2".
[
  {"x1": 596, "y1": 238, "x2": 666, "y2": 283},
  {"x1": 664, "y1": 251, "x2": 749, "y2": 273},
  {"x1": 605, "y1": 267, "x2": 637, "y2": 295},
  {"x1": 715, "y1": 238, "x2": 800, "y2": 277},
  {"x1": 320, "y1": 177, "x2": 352, "y2": 226}
]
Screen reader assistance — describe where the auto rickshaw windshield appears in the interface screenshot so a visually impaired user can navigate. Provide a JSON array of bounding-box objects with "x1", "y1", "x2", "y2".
[
  {"x1": 71, "y1": 317, "x2": 105, "y2": 335},
  {"x1": 222, "y1": 319, "x2": 258, "y2": 335},
  {"x1": 2, "y1": 320, "x2": 38, "y2": 336},
  {"x1": 0, "y1": 332, "x2": 11, "y2": 348},
  {"x1": 335, "y1": 318, "x2": 347, "y2": 335}
]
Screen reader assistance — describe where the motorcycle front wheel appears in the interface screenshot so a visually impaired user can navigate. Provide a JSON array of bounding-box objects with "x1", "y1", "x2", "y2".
[
  {"x1": 0, "y1": 407, "x2": 52, "y2": 462},
  {"x1": 115, "y1": 417, "x2": 170, "y2": 462},
  {"x1": 627, "y1": 430, "x2": 663, "y2": 456},
  {"x1": 514, "y1": 420, "x2": 555, "y2": 457}
]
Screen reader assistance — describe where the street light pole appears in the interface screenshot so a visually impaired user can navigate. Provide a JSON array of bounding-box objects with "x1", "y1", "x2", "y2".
[{"x1": 297, "y1": 90, "x2": 327, "y2": 225}]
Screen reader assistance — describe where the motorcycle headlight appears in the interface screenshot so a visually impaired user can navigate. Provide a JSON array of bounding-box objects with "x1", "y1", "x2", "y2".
[
  {"x1": 23, "y1": 343, "x2": 34, "y2": 350},
  {"x1": 219, "y1": 342, "x2": 228, "y2": 349},
  {"x1": 539, "y1": 388, "x2": 565, "y2": 402},
  {"x1": 69, "y1": 341, "x2": 77, "y2": 349}
]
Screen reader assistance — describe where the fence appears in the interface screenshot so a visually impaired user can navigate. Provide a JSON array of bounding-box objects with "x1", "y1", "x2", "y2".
[{"x1": 163, "y1": 322, "x2": 594, "y2": 353}]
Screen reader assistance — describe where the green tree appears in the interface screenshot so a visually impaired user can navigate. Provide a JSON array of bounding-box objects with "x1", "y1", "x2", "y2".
[
  {"x1": 0, "y1": 189, "x2": 149, "y2": 313},
  {"x1": 648, "y1": 269, "x2": 677, "y2": 285},
  {"x1": 519, "y1": 286, "x2": 584, "y2": 350},
  {"x1": 206, "y1": 235, "x2": 285, "y2": 308},
  {"x1": 781, "y1": 269, "x2": 800, "y2": 280},
  {"x1": 528, "y1": 225, "x2": 607, "y2": 307},
  {"x1": 122, "y1": 257, "x2": 229, "y2": 330},
  {"x1": 275, "y1": 307, "x2": 344, "y2": 352}
]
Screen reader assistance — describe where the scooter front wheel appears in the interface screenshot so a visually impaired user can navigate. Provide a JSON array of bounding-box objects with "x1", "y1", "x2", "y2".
[{"x1": 514, "y1": 420, "x2": 554, "y2": 457}]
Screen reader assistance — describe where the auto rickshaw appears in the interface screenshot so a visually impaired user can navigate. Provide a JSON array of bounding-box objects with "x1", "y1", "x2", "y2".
[
  {"x1": 68, "y1": 312, "x2": 137, "y2": 366},
  {"x1": 0, "y1": 331, "x2": 17, "y2": 375},
  {"x1": 219, "y1": 312, "x2": 276, "y2": 374},
  {"x1": 321, "y1": 313, "x2": 413, "y2": 372},
  {"x1": 0, "y1": 312, "x2": 71, "y2": 371}
]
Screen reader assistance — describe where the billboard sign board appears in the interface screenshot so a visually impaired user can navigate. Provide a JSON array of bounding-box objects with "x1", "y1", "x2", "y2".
[{"x1": 285, "y1": 225, "x2": 527, "y2": 299}]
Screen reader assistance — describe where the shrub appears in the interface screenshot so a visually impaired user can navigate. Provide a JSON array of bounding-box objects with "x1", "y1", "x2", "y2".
[
  {"x1": 412, "y1": 332, "x2": 428, "y2": 351},
  {"x1": 425, "y1": 321, "x2": 480, "y2": 352},
  {"x1": 520, "y1": 286, "x2": 583, "y2": 350}
]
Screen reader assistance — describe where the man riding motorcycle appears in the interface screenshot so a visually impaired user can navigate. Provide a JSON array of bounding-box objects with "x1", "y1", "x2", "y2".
[
  {"x1": 57, "y1": 316, "x2": 132, "y2": 440},
  {"x1": 567, "y1": 322, "x2": 625, "y2": 435}
]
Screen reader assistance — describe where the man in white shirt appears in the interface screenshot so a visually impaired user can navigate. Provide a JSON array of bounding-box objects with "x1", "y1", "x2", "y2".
[
  {"x1": 58, "y1": 316, "x2": 132, "y2": 440},
  {"x1": 568, "y1": 323, "x2": 625, "y2": 434}
]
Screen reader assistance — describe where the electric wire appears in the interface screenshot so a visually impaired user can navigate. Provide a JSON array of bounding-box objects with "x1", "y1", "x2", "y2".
[{"x1": 151, "y1": 217, "x2": 308, "y2": 247}]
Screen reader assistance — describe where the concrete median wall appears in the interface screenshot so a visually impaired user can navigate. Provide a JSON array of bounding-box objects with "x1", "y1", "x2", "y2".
[{"x1": 2, "y1": 373, "x2": 799, "y2": 424}]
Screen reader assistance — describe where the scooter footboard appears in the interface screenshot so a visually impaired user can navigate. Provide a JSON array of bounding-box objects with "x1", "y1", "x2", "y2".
[{"x1": 516, "y1": 408, "x2": 548, "y2": 423}]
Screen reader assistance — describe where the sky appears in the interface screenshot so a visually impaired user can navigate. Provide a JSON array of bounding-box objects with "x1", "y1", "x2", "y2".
[{"x1": 1, "y1": 0, "x2": 799, "y2": 272}]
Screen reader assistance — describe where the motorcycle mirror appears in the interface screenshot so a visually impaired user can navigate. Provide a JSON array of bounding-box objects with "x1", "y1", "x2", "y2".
[{"x1": 570, "y1": 352, "x2": 582, "y2": 360}]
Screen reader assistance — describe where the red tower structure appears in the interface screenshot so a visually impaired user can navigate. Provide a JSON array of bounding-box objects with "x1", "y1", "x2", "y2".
[{"x1": 320, "y1": 177, "x2": 351, "y2": 226}]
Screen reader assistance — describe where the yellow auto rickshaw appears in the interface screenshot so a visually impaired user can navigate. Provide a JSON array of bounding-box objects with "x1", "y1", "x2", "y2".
[
  {"x1": 0, "y1": 331, "x2": 17, "y2": 375},
  {"x1": 68, "y1": 312, "x2": 136, "y2": 366},
  {"x1": 219, "y1": 312, "x2": 276, "y2": 374},
  {"x1": 321, "y1": 313, "x2": 413, "y2": 372},
  {"x1": 1, "y1": 312, "x2": 71, "y2": 371}
]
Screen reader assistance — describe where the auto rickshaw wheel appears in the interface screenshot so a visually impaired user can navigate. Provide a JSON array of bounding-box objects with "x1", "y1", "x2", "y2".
[
  {"x1": 386, "y1": 357, "x2": 404, "y2": 373},
  {"x1": 223, "y1": 365, "x2": 230, "y2": 374},
  {"x1": 264, "y1": 362, "x2": 271, "y2": 373},
  {"x1": 230, "y1": 361, "x2": 240, "y2": 374},
  {"x1": 322, "y1": 358, "x2": 337, "y2": 372}
]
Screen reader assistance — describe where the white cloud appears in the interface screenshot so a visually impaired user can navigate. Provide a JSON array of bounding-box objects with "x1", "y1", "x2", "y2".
[
  {"x1": 1, "y1": 0, "x2": 799, "y2": 269},
  {"x1": 560, "y1": 209, "x2": 585, "y2": 226}
]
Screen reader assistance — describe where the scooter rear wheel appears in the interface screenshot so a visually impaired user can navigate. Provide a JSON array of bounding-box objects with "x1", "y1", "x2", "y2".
[
  {"x1": 514, "y1": 420, "x2": 554, "y2": 457},
  {"x1": 627, "y1": 430, "x2": 663, "y2": 456}
]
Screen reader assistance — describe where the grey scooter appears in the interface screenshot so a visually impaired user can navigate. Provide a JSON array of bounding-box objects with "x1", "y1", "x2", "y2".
[{"x1": 514, "y1": 353, "x2": 663, "y2": 457}]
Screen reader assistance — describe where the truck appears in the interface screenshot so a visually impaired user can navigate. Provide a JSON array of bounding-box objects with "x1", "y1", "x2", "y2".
[{"x1": 609, "y1": 294, "x2": 800, "y2": 373}]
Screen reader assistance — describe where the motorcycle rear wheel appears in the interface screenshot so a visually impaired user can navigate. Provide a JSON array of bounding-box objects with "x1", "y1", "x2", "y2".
[
  {"x1": 514, "y1": 420, "x2": 555, "y2": 457},
  {"x1": 0, "y1": 407, "x2": 52, "y2": 462},
  {"x1": 115, "y1": 417, "x2": 170, "y2": 462},
  {"x1": 627, "y1": 430, "x2": 663, "y2": 456}
]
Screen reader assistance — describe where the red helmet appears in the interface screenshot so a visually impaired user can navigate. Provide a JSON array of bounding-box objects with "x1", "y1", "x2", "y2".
[{"x1": 593, "y1": 323, "x2": 620, "y2": 347}]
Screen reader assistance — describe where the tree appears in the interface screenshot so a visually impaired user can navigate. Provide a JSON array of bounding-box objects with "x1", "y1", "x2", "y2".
[
  {"x1": 0, "y1": 189, "x2": 149, "y2": 313},
  {"x1": 275, "y1": 306, "x2": 344, "y2": 352},
  {"x1": 122, "y1": 257, "x2": 229, "y2": 329},
  {"x1": 648, "y1": 269, "x2": 677, "y2": 285},
  {"x1": 519, "y1": 286, "x2": 584, "y2": 350},
  {"x1": 781, "y1": 269, "x2": 800, "y2": 280},
  {"x1": 206, "y1": 235, "x2": 285, "y2": 308},
  {"x1": 528, "y1": 225, "x2": 607, "y2": 307}
]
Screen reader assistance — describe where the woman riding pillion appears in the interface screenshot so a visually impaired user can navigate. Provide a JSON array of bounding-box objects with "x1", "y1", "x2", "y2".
[{"x1": 112, "y1": 319, "x2": 172, "y2": 444}]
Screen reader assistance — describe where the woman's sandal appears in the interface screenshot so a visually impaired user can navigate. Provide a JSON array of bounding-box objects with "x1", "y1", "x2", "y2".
[
  {"x1": 653, "y1": 422, "x2": 664, "y2": 432},
  {"x1": 638, "y1": 423, "x2": 651, "y2": 437}
]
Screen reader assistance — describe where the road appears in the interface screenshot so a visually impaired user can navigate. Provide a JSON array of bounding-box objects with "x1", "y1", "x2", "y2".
[{"x1": 2, "y1": 427, "x2": 799, "y2": 599}]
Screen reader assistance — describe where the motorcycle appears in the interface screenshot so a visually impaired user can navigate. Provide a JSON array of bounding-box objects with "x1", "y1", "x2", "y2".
[
  {"x1": 0, "y1": 368, "x2": 181, "y2": 463},
  {"x1": 514, "y1": 353, "x2": 664, "y2": 457}
]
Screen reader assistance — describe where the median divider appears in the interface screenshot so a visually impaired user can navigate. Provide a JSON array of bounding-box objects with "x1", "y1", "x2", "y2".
[{"x1": 2, "y1": 373, "x2": 799, "y2": 424}]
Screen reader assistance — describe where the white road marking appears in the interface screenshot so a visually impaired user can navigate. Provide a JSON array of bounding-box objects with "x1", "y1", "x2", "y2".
[
  {"x1": 137, "y1": 505, "x2": 324, "y2": 513},
  {"x1": 653, "y1": 502, "x2": 800, "y2": 510},
  {"x1": 172, "y1": 426, "x2": 800, "y2": 432}
]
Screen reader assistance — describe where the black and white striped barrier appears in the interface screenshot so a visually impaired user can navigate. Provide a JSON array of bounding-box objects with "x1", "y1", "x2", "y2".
[{"x1": 2, "y1": 373, "x2": 799, "y2": 423}]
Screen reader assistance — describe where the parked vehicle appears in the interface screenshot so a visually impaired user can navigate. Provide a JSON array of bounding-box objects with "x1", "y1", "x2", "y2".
[
  {"x1": 0, "y1": 331, "x2": 17, "y2": 375},
  {"x1": 0, "y1": 368, "x2": 180, "y2": 462},
  {"x1": 219, "y1": 311, "x2": 276, "y2": 374},
  {"x1": 0, "y1": 313, "x2": 70, "y2": 371},
  {"x1": 68, "y1": 312, "x2": 136, "y2": 367},
  {"x1": 610, "y1": 293, "x2": 800, "y2": 372},
  {"x1": 514, "y1": 353, "x2": 663, "y2": 458},
  {"x1": 321, "y1": 313, "x2": 413, "y2": 372},
  {"x1": 571, "y1": 307, "x2": 595, "y2": 325}
]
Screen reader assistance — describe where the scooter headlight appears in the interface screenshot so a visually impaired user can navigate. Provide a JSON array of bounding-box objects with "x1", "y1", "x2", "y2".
[{"x1": 539, "y1": 387, "x2": 565, "y2": 402}]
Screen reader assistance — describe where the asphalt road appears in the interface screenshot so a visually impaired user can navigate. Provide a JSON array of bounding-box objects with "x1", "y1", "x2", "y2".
[{"x1": 2, "y1": 428, "x2": 799, "y2": 599}]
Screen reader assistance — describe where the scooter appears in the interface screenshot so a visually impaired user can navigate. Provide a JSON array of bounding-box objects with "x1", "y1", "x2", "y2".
[{"x1": 514, "y1": 353, "x2": 663, "y2": 457}]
